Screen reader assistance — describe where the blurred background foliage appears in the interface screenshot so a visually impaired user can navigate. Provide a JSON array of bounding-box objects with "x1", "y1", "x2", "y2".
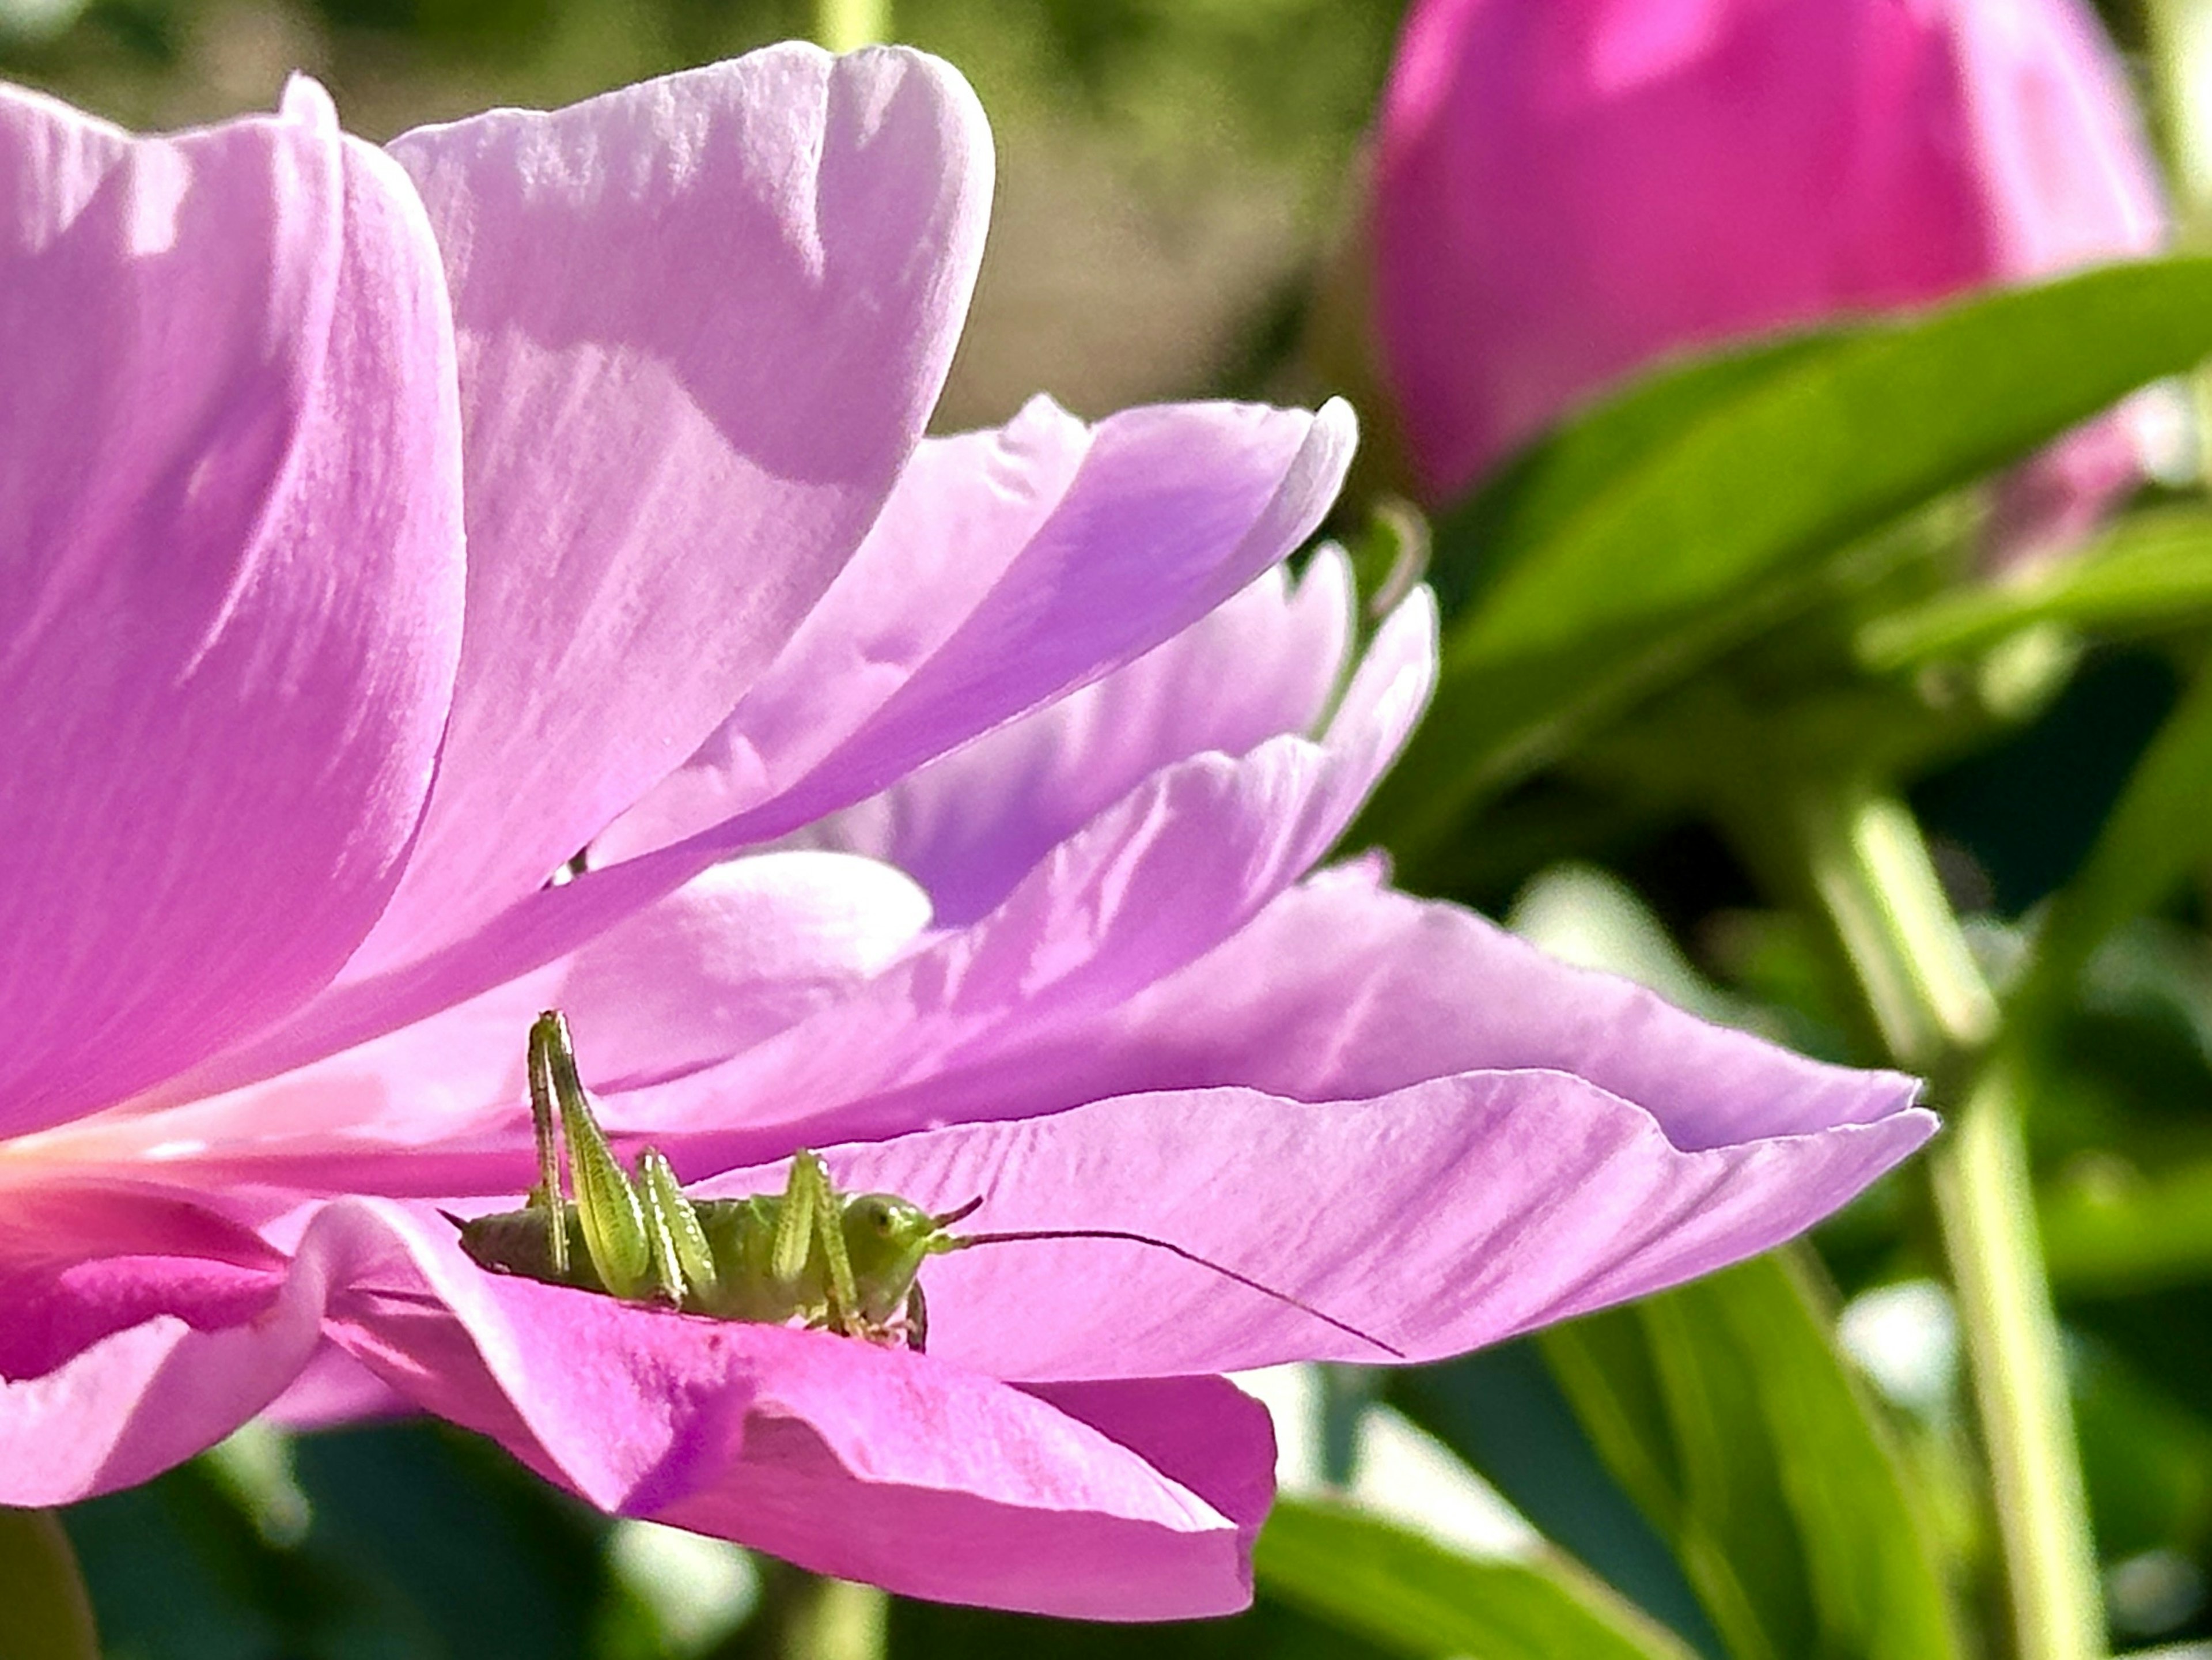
[
  {"x1": 23, "y1": 0, "x2": 2212, "y2": 1656},
  {"x1": 0, "y1": 0, "x2": 1408, "y2": 433}
]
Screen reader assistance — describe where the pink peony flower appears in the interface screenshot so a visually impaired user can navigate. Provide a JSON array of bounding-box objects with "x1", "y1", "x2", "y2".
[
  {"x1": 3, "y1": 51, "x2": 1933, "y2": 1617},
  {"x1": 1374, "y1": 0, "x2": 2166, "y2": 550}
]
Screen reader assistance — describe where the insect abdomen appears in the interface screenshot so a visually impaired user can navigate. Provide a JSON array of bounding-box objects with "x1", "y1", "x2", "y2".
[{"x1": 457, "y1": 1205, "x2": 608, "y2": 1294}]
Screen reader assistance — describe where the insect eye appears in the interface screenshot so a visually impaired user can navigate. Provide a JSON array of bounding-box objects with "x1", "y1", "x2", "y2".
[{"x1": 872, "y1": 1204, "x2": 896, "y2": 1235}]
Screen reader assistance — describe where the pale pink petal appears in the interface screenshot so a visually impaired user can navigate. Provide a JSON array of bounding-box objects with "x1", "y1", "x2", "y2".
[
  {"x1": 1949, "y1": 0, "x2": 2163, "y2": 276},
  {"x1": 165, "y1": 402, "x2": 1354, "y2": 1106},
  {"x1": 78, "y1": 853, "x2": 930, "y2": 1188},
  {"x1": 597, "y1": 398, "x2": 1355, "y2": 867},
  {"x1": 594, "y1": 395, "x2": 1097, "y2": 865},
  {"x1": 0, "y1": 81, "x2": 465, "y2": 1135},
  {"x1": 555, "y1": 852, "x2": 934, "y2": 1091},
  {"x1": 599, "y1": 594, "x2": 1435, "y2": 1163},
  {"x1": 683, "y1": 1075, "x2": 1933, "y2": 1381},
  {"x1": 792, "y1": 551, "x2": 1353, "y2": 924},
  {"x1": 350, "y1": 45, "x2": 993, "y2": 978},
  {"x1": 261, "y1": 1341, "x2": 412, "y2": 1429},
  {"x1": 838, "y1": 861, "x2": 1919, "y2": 1154}
]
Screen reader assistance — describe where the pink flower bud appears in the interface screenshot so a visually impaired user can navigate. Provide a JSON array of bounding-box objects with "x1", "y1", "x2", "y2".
[{"x1": 1374, "y1": 0, "x2": 2166, "y2": 544}]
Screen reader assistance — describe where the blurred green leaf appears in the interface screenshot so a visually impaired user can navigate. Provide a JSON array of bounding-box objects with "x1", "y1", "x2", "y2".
[
  {"x1": 888, "y1": 1586, "x2": 1392, "y2": 1659},
  {"x1": 2073, "y1": 1344, "x2": 2212, "y2": 1563},
  {"x1": 68, "y1": 1421, "x2": 617, "y2": 1660},
  {"x1": 1539, "y1": 1252, "x2": 1961, "y2": 1660},
  {"x1": 1426, "y1": 331, "x2": 1847, "y2": 620},
  {"x1": 1856, "y1": 511, "x2": 2212, "y2": 672},
  {"x1": 0, "y1": 1509, "x2": 99, "y2": 1660},
  {"x1": 2044, "y1": 1158, "x2": 2212, "y2": 1295},
  {"x1": 1388, "y1": 1343, "x2": 1725, "y2": 1657},
  {"x1": 1361, "y1": 258, "x2": 2212, "y2": 869},
  {"x1": 1256, "y1": 1498, "x2": 1696, "y2": 1659},
  {"x1": 2022, "y1": 651, "x2": 2212, "y2": 1012}
]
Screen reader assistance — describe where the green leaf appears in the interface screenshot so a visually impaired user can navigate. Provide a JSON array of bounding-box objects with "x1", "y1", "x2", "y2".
[
  {"x1": 2043, "y1": 1156, "x2": 2212, "y2": 1295},
  {"x1": 1856, "y1": 509, "x2": 2212, "y2": 671},
  {"x1": 1256, "y1": 1498, "x2": 1696, "y2": 1660},
  {"x1": 1426, "y1": 330, "x2": 1848, "y2": 619},
  {"x1": 1538, "y1": 1252, "x2": 1961, "y2": 1660},
  {"x1": 1360, "y1": 258, "x2": 2212, "y2": 867},
  {"x1": 0, "y1": 1510, "x2": 99, "y2": 1660},
  {"x1": 2024, "y1": 649, "x2": 2212, "y2": 1012},
  {"x1": 1389, "y1": 1341, "x2": 1725, "y2": 1657}
]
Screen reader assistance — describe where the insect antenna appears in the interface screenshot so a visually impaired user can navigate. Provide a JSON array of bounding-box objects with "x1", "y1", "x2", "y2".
[{"x1": 951, "y1": 1228, "x2": 1406, "y2": 1360}]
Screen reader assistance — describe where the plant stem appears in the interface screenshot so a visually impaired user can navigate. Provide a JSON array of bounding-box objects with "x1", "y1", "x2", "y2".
[
  {"x1": 0, "y1": 1509, "x2": 98, "y2": 1660},
  {"x1": 1791, "y1": 777, "x2": 2103, "y2": 1660},
  {"x1": 744, "y1": 1566, "x2": 888, "y2": 1660},
  {"x1": 813, "y1": 0, "x2": 889, "y2": 51}
]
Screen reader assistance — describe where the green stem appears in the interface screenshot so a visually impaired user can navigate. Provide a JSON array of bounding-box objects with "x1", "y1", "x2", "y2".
[
  {"x1": 1790, "y1": 778, "x2": 2101, "y2": 1660},
  {"x1": 0, "y1": 1509, "x2": 99, "y2": 1660},
  {"x1": 812, "y1": 0, "x2": 889, "y2": 51},
  {"x1": 746, "y1": 1565, "x2": 888, "y2": 1660}
]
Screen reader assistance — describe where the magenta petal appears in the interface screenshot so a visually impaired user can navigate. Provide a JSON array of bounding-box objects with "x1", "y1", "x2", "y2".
[
  {"x1": 353, "y1": 45, "x2": 993, "y2": 977},
  {"x1": 0, "y1": 82, "x2": 465, "y2": 1133},
  {"x1": 0, "y1": 1187, "x2": 330, "y2": 1503},
  {"x1": 693, "y1": 1075, "x2": 1933, "y2": 1382},
  {"x1": 1375, "y1": 0, "x2": 2164, "y2": 499},
  {"x1": 310, "y1": 1203, "x2": 1260, "y2": 1617},
  {"x1": 261, "y1": 1342, "x2": 412, "y2": 1430},
  {"x1": 0, "y1": 1183, "x2": 287, "y2": 1381},
  {"x1": 1022, "y1": 1375, "x2": 1276, "y2": 1557}
]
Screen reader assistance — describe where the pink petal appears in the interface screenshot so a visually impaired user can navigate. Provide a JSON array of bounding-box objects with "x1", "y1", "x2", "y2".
[
  {"x1": 164, "y1": 399, "x2": 1354, "y2": 1106},
  {"x1": 302, "y1": 1202, "x2": 1263, "y2": 1617},
  {"x1": 896, "y1": 861, "x2": 1922, "y2": 1151},
  {"x1": 645, "y1": 1368, "x2": 1268, "y2": 1619},
  {"x1": 261, "y1": 1341, "x2": 412, "y2": 1429},
  {"x1": 349, "y1": 46, "x2": 993, "y2": 979},
  {"x1": 1947, "y1": 0, "x2": 2163, "y2": 275},
  {"x1": 1375, "y1": 0, "x2": 2163, "y2": 500},
  {"x1": 77, "y1": 853, "x2": 930, "y2": 1189},
  {"x1": 685, "y1": 1074, "x2": 1934, "y2": 1382},
  {"x1": 0, "y1": 1178, "x2": 331, "y2": 1503},
  {"x1": 791, "y1": 551, "x2": 1354, "y2": 925},
  {"x1": 593, "y1": 395, "x2": 1099, "y2": 866},
  {"x1": 600, "y1": 396, "x2": 1357, "y2": 868},
  {"x1": 0, "y1": 1182, "x2": 287, "y2": 1382},
  {"x1": 0, "y1": 80, "x2": 465, "y2": 1135},
  {"x1": 601, "y1": 593, "x2": 1436, "y2": 1162}
]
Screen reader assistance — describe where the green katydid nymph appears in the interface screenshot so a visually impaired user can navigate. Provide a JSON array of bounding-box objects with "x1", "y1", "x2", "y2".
[{"x1": 452, "y1": 1010, "x2": 1402, "y2": 1358}]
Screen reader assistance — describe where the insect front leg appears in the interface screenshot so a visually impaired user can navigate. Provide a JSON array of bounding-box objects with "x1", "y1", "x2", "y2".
[{"x1": 529, "y1": 1011, "x2": 655, "y2": 1303}]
